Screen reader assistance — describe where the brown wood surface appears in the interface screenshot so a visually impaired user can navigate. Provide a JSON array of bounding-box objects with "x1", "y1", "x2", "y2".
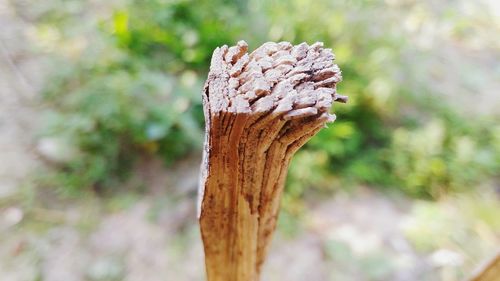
[
  {"x1": 198, "y1": 41, "x2": 345, "y2": 281},
  {"x1": 469, "y1": 251, "x2": 500, "y2": 281}
]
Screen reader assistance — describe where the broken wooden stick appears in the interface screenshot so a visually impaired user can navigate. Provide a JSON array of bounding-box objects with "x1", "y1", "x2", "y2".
[{"x1": 198, "y1": 40, "x2": 345, "y2": 281}]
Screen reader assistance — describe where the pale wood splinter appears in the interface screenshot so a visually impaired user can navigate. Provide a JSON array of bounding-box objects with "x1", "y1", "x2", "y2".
[{"x1": 198, "y1": 40, "x2": 346, "y2": 281}]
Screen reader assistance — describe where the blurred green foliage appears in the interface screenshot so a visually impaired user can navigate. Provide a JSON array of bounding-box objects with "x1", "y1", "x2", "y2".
[
  {"x1": 402, "y1": 189, "x2": 500, "y2": 278},
  {"x1": 37, "y1": 0, "x2": 498, "y2": 197}
]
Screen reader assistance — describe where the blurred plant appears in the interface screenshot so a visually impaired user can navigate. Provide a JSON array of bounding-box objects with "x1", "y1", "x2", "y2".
[
  {"x1": 109, "y1": 0, "x2": 249, "y2": 70},
  {"x1": 402, "y1": 188, "x2": 500, "y2": 277},
  {"x1": 42, "y1": 62, "x2": 204, "y2": 192},
  {"x1": 264, "y1": 0, "x2": 499, "y2": 202},
  {"x1": 325, "y1": 238, "x2": 394, "y2": 280},
  {"x1": 390, "y1": 116, "x2": 499, "y2": 198},
  {"x1": 36, "y1": 0, "x2": 498, "y2": 198},
  {"x1": 37, "y1": 0, "x2": 250, "y2": 192}
]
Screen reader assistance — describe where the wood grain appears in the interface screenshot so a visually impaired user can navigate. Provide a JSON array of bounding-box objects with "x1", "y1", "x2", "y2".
[{"x1": 198, "y1": 41, "x2": 345, "y2": 281}]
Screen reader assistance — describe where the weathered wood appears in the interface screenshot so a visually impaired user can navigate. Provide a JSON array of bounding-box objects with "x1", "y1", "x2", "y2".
[{"x1": 198, "y1": 40, "x2": 345, "y2": 281}]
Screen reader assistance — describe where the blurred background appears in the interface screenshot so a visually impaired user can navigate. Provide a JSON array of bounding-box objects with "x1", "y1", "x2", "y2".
[{"x1": 1, "y1": 0, "x2": 499, "y2": 280}]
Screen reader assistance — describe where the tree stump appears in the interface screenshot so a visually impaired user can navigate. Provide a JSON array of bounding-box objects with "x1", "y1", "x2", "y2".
[{"x1": 198, "y1": 40, "x2": 346, "y2": 281}]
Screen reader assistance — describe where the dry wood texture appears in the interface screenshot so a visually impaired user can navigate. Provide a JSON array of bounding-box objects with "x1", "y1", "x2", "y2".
[{"x1": 198, "y1": 40, "x2": 346, "y2": 281}]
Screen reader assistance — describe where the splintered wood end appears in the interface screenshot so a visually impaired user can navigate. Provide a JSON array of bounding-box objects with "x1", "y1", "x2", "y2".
[{"x1": 199, "y1": 41, "x2": 346, "y2": 281}]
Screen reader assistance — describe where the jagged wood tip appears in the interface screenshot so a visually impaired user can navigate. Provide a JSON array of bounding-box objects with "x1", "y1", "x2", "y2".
[{"x1": 198, "y1": 40, "x2": 346, "y2": 281}]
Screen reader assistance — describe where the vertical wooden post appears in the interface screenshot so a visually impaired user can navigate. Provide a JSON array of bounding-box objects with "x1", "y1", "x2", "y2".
[{"x1": 198, "y1": 40, "x2": 346, "y2": 281}]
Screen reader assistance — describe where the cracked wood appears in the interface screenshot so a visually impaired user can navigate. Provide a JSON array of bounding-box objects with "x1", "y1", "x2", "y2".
[{"x1": 198, "y1": 40, "x2": 346, "y2": 281}]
